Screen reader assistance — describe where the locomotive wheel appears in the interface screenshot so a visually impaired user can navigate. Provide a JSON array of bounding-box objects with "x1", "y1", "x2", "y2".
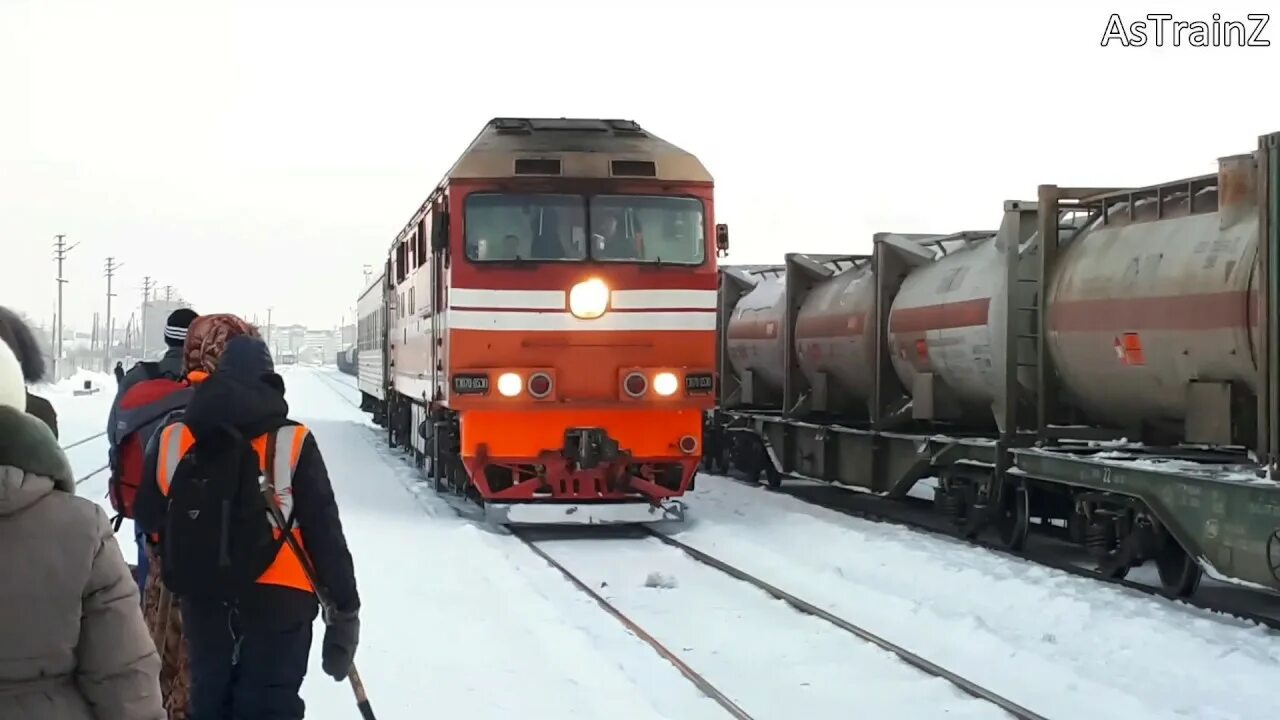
[
  {"x1": 996, "y1": 482, "x2": 1030, "y2": 551},
  {"x1": 1155, "y1": 536, "x2": 1202, "y2": 597}
]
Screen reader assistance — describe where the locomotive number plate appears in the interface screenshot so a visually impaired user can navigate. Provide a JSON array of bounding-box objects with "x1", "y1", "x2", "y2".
[
  {"x1": 452, "y1": 374, "x2": 490, "y2": 395},
  {"x1": 685, "y1": 373, "x2": 714, "y2": 394}
]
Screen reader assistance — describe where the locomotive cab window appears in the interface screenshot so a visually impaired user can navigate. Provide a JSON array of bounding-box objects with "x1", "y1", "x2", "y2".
[
  {"x1": 589, "y1": 195, "x2": 704, "y2": 265},
  {"x1": 465, "y1": 193, "x2": 587, "y2": 261},
  {"x1": 465, "y1": 192, "x2": 705, "y2": 265}
]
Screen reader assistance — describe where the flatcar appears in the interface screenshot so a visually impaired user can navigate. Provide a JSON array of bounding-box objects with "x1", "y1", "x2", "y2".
[
  {"x1": 361, "y1": 117, "x2": 726, "y2": 524},
  {"x1": 707, "y1": 130, "x2": 1280, "y2": 598}
]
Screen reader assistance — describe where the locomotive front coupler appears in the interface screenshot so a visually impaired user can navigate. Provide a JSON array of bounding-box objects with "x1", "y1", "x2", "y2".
[{"x1": 562, "y1": 427, "x2": 624, "y2": 472}]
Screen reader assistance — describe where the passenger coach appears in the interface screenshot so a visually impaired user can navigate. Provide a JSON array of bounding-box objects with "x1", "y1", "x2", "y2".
[{"x1": 364, "y1": 117, "x2": 728, "y2": 524}]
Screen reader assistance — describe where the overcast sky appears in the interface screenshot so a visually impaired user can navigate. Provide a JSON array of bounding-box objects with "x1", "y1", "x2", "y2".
[{"x1": 2, "y1": 0, "x2": 1277, "y2": 334}]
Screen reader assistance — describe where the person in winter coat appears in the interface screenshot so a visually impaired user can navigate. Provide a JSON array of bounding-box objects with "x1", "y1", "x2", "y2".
[
  {"x1": 135, "y1": 334, "x2": 361, "y2": 719},
  {"x1": 105, "y1": 308, "x2": 200, "y2": 597},
  {"x1": 130, "y1": 312, "x2": 256, "y2": 720},
  {"x1": 114, "y1": 307, "x2": 198, "y2": 401},
  {"x1": 0, "y1": 337, "x2": 166, "y2": 720},
  {"x1": 0, "y1": 305, "x2": 59, "y2": 438}
]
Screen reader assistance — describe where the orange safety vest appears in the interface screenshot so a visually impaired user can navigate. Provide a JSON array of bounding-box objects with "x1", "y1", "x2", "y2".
[{"x1": 155, "y1": 422, "x2": 314, "y2": 594}]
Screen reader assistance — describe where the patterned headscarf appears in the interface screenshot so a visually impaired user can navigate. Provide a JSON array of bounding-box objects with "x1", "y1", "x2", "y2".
[{"x1": 182, "y1": 313, "x2": 261, "y2": 375}]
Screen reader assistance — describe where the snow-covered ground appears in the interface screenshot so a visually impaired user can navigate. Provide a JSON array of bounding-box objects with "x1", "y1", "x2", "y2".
[
  {"x1": 658, "y1": 480, "x2": 1280, "y2": 720},
  {"x1": 40, "y1": 365, "x2": 1280, "y2": 720}
]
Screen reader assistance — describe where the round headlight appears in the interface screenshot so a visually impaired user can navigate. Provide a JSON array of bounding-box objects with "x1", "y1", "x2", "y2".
[
  {"x1": 497, "y1": 372, "x2": 522, "y2": 397},
  {"x1": 653, "y1": 372, "x2": 679, "y2": 396},
  {"x1": 568, "y1": 278, "x2": 609, "y2": 319}
]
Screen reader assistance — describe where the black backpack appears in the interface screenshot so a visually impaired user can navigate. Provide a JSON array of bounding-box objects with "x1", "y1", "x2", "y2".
[{"x1": 161, "y1": 424, "x2": 288, "y2": 600}]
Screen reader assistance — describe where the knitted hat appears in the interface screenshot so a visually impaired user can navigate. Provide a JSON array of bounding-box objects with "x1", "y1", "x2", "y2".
[
  {"x1": 0, "y1": 340, "x2": 25, "y2": 413},
  {"x1": 164, "y1": 308, "x2": 199, "y2": 348}
]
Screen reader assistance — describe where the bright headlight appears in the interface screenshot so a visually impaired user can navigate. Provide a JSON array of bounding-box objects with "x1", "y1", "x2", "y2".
[
  {"x1": 653, "y1": 372, "x2": 679, "y2": 396},
  {"x1": 497, "y1": 372, "x2": 522, "y2": 397},
  {"x1": 569, "y1": 278, "x2": 609, "y2": 319}
]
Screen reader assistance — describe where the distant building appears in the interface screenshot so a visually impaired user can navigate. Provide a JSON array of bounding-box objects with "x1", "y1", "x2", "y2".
[{"x1": 304, "y1": 328, "x2": 337, "y2": 363}]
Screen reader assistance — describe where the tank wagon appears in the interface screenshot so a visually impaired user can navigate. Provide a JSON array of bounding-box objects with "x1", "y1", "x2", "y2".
[
  {"x1": 361, "y1": 118, "x2": 727, "y2": 524},
  {"x1": 336, "y1": 346, "x2": 357, "y2": 376},
  {"x1": 707, "y1": 130, "x2": 1280, "y2": 598}
]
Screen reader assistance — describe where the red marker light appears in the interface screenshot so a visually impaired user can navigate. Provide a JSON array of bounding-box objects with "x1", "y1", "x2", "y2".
[
  {"x1": 528, "y1": 373, "x2": 552, "y2": 398},
  {"x1": 624, "y1": 372, "x2": 648, "y2": 398}
]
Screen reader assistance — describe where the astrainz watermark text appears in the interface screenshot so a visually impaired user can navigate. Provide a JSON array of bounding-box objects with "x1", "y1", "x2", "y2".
[{"x1": 1101, "y1": 13, "x2": 1270, "y2": 47}]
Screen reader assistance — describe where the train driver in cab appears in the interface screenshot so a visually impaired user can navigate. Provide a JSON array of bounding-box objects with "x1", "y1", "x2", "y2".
[{"x1": 592, "y1": 207, "x2": 642, "y2": 260}]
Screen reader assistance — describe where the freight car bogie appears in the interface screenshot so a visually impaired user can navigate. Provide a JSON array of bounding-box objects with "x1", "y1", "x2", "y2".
[{"x1": 932, "y1": 462, "x2": 1031, "y2": 551}]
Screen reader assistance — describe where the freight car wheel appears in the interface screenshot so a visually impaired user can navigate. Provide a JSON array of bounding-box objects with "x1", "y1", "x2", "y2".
[
  {"x1": 995, "y1": 482, "x2": 1030, "y2": 552},
  {"x1": 1155, "y1": 536, "x2": 1202, "y2": 597}
]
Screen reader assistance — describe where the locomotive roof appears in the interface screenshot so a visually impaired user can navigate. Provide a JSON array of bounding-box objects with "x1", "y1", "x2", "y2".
[{"x1": 444, "y1": 117, "x2": 714, "y2": 183}]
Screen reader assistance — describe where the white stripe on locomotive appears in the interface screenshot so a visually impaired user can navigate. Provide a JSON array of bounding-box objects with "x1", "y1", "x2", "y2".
[{"x1": 444, "y1": 309, "x2": 716, "y2": 332}]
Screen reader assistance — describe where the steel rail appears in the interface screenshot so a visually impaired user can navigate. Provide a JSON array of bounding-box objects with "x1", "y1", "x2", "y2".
[
  {"x1": 776, "y1": 480, "x2": 1280, "y2": 633},
  {"x1": 76, "y1": 463, "x2": 110, "y2": 486},
  {"x1": 61, "y1": 431, "x2": 107, "y2": 451},
  {"x1": 646, "y1": 528, "x2": 1048, "y2": 720},
  {"x1": 515, "y1": 532, "x2": 755, "y2": 720}
]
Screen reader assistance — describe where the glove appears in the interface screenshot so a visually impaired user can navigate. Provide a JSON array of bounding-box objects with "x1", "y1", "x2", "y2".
[{"x1": 322, "y1": 609, "x2": 360, "y2": 681}]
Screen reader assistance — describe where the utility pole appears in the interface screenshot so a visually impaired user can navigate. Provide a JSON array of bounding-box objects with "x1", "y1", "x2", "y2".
[
  {"x1": 266, "y1": 306, "x2": 273, "y2": 351},
  {"x1": 104, "y1": 257, "x2": 123, "y2": 368},
  {"x1": 164, "y1": 284, "x2": 174, "y2": 303},
  {"x1": 52, "y1": 234, "x2": 77, "y2": 379},
  {"x1": 140, "y1": 276, "x2": 157, "y2": 358}
]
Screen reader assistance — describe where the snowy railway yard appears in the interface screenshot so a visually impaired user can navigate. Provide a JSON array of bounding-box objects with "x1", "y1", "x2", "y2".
[{"x1": 40, "y1": 367, "x2": 1280, "y2": 720}]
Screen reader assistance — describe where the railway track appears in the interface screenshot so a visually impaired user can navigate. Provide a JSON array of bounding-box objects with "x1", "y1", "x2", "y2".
[
  {"x1": 310, "y1": 368, "x2": 361, "y2": 407},
  {"x1": 514, "y1": 526, "x2": 1046, "y2": 720},
  {"x1": 60, "y1": 431, "x2": 110, "y2": 486},
  {"x1": 753, "y1": 475, "x2": 1280, "y2": 632},
  {"x1": 76, "y1": 463, "x2": 109, "y2": 486},
  {"x1": 61, "y1": 430, "x2": 106, "y2": 451}
]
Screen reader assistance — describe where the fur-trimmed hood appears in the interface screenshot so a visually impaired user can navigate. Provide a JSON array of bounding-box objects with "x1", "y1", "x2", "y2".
[{"x1": 0, "y1": 405, "x2": 75, "y2": 517}]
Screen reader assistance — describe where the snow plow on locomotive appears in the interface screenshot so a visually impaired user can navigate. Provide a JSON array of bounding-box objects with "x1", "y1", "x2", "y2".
[
  {"x1": 705, "y1": 130, "x2": 1280, "y2": 598},
  {"x1": 363, "y1": 117, "x2": 725, "y2": 525}
]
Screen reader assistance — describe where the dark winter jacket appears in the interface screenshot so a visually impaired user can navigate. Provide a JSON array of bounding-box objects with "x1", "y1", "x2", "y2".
[
  {"x1": 25, "y1": 391, "x2": 58, "y2": 439},
  {"x1": 134, "y1": 344, "x2": 359, "y2": 629}
]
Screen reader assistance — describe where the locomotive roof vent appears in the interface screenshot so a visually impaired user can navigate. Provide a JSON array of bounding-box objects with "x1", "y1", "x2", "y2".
[
  {"x1": 528, "y1": 118, "x2": 611, "y2": 132},
  {"x1": 514, "y1": 158, "x2": 563, "y2": 175},
  {"x1": 493, "y1": 118, "x2": 532, "y2": 135},
  {"x1": 610, "y1": 160, "x2": 657, "y2": 177},
  {"x1": 606, "y1": 119, "x2": 647, "y2": 136}
]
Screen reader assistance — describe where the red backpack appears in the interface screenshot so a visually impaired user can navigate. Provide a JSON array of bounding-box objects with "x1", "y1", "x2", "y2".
[{"x1": 107, "y1": 363, "x2": 192, "y2": 528}]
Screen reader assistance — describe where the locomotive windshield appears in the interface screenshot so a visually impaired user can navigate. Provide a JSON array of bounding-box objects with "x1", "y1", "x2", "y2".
[{"x1": 465, "y1": 193, "x2": 705, "y2": 264}]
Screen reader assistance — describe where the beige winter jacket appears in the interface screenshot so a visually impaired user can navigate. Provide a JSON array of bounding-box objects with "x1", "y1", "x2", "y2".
[{"x1": 0, "y1": 405, "x2": 165, "y2": 720}]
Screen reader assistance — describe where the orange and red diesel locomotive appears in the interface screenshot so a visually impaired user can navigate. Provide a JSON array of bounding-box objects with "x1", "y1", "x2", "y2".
[{"x1": 358, "y1": 118, "x2": 727, "y2": 524}]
